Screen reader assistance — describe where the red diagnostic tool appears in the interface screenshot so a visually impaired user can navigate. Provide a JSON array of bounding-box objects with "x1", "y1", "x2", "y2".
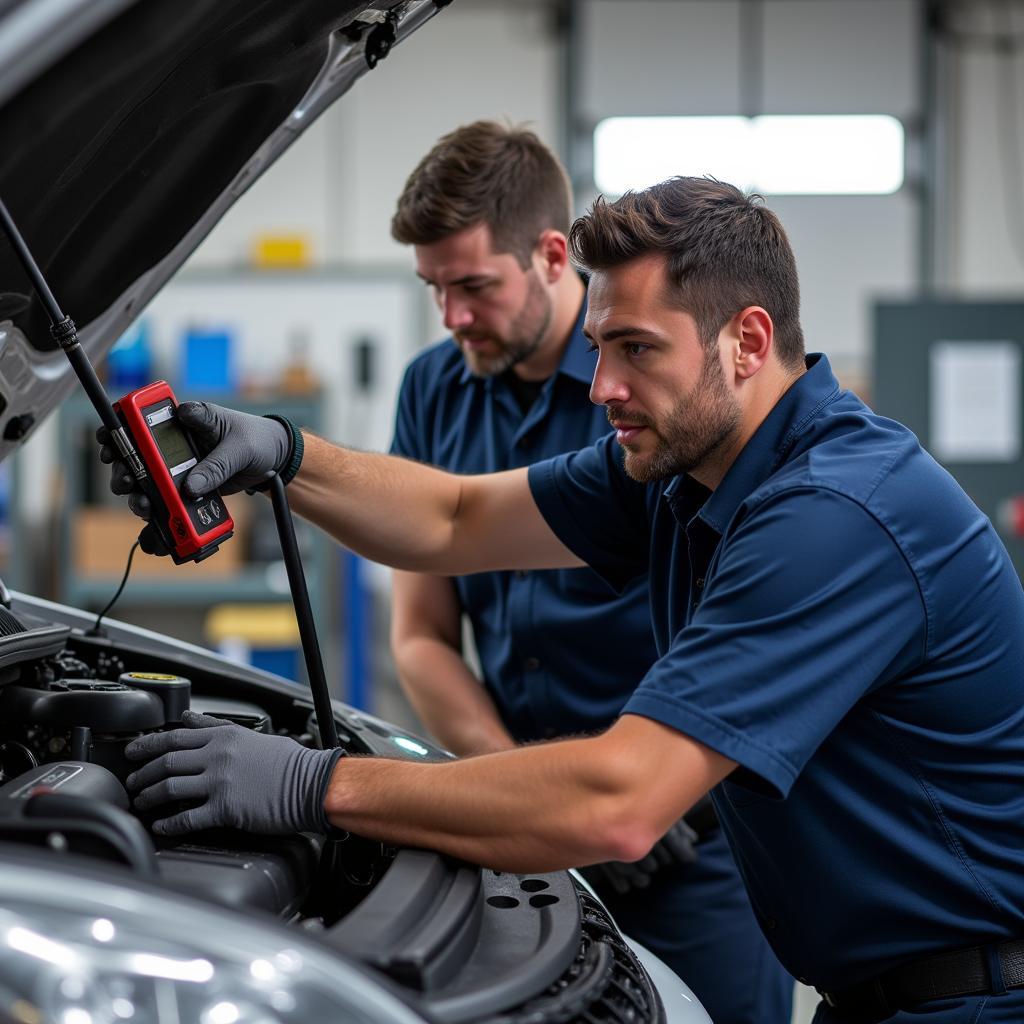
[{"x1": 113, "y1": 381, "x2": 233, "y2": 564}]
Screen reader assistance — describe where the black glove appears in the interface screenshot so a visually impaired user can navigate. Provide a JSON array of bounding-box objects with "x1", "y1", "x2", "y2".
[
  {"x1": 124, "y1": 710, "x2": 343, "y2": 836},
  {"x1": 588, "y1": 816, "x2": 700, "y2": 896},
  {"x1": 97, "y1": 402, "x2": 296, "y2": 537}
]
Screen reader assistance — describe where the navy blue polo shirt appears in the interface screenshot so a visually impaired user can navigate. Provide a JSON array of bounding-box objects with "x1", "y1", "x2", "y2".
[
  {"x1": 529, "y1": 354, "x2": 1024, "y2": 991},
  {"x1": 390, "y1": 306, "x2": 657, "y2": 742}
]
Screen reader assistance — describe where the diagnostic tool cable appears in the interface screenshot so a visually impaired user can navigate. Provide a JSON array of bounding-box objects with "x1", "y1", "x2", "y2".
[
  {"x1": 79, "y1": 480, "x2": 340, "y2": 754},
  {"x1": 87, "y1": 539, "x2": 141, "y2": 638}
]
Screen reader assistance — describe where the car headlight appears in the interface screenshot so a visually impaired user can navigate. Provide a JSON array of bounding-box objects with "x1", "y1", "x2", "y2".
[{"x1": 0, "y1": 845, "x2": 426, "y2": 1024}]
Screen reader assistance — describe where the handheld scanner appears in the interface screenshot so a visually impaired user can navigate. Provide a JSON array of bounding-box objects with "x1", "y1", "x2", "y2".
[{"x1": 113, "y1": 382, "x2": 233, "y2": 564}]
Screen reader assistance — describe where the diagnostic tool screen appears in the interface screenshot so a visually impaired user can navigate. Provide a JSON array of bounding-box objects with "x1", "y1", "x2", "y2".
[{"x1": 150, "y1": 418, "x2": 194, "y2": 470}]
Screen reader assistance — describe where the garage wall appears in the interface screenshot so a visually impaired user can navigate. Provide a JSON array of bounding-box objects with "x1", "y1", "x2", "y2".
[
  {"x1": 172, "y1": 0, "x2": 1024, "y2": 366},
  {"x1": 181, "y1": 0, "x2": 929, "y2": 388}
]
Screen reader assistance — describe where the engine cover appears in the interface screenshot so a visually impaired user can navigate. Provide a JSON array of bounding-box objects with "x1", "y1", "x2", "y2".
[
  {"x1": 0, "y1": 680, "x2": 165, "y2": 731},
  {"x1": 0, "y1": 760, "x2": 129, "y2": 812}
]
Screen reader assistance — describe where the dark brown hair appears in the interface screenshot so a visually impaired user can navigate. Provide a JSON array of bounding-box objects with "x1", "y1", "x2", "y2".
[
  {"x1": 569, "y1": 177, "x2": 805, "y2": 369},
  {"x1": 391, "y1": 120, "x2": 572, "y2": 268}
]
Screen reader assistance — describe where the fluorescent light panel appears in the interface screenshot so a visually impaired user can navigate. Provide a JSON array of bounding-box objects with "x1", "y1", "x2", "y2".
[{"x1": 594, "y1": 115, "x2": 904, "y2": 196}]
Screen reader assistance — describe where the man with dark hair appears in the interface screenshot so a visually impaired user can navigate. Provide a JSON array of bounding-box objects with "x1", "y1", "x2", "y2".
[
  {"x1": 386, "y1": 123, "x2": 792, "y2": 1024},
  {"x1": 391, "y1": 119, "x2": 572, "y2": 269},
  {"x1": 109, "y1": 175, "x2": 1024, "y2": 1023}
]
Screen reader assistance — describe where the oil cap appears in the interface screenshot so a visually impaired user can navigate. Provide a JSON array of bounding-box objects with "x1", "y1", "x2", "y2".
[{"x1": 119, "y1": 672, "x2": 191, "y2": 723}]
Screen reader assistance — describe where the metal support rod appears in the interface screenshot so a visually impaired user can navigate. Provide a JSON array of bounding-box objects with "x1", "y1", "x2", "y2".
[
  {"x1": 0, "y1": 197, "x2": 65, "y2": 324},
  {"x1": 62, "y1": 342, "x2": 126, "y2": 436},
  {"x1": 267, "y1": 473, "x2": 339, "y2": 749},
  {"x1": 0, "y1": 197, "x2": 142, "y2": 458}
]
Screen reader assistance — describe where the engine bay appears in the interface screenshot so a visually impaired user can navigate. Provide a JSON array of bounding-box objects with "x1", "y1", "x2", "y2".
[
  {"x1": 0, "y1": 594, "x2": 667, "y2": 1023},
  {"x1": 0, "y1": 600, "x2": 390, "y2": 924}
]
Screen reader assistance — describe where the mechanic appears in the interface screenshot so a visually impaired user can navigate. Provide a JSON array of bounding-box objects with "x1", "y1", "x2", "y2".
[
  {"x1": 385, "y1": 121, "x2": 792, "y2": 1024},
  {"x1": 108, "y1": 176, "x2": 1024, "y2": 1024}
]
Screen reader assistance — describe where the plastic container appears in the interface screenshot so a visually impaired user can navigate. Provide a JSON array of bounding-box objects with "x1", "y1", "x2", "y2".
[
  {"x1": 205, "y1": 603, "x2": 300, "y2": 682},
  {"x1": 107, "y1": 320, "x2": 153, "y2": 392}
]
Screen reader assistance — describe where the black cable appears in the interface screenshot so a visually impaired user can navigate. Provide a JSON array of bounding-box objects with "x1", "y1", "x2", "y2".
[{"x1": 87, "y1": 539, "x2": 140, "y2": 637}]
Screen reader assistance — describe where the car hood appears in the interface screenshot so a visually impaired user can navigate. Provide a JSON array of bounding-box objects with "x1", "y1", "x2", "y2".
[{"x1": 0, "y1": 0, "x2": 446, "y2": 458}]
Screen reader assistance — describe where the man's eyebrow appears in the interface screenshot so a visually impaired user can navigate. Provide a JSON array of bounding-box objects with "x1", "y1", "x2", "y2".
[
  {"x1": 585, "y1": 326, "x2": 661, "y2": 343},
  {"x1": 416, "y1": 272, "x2": 495, "y2": 287}
]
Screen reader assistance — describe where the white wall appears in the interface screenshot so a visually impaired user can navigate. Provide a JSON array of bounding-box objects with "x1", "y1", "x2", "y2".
[
  {"x1": 140, "y1": 273, "x2": 422, "y2": 452},
  {"x1": 578, "y1": 0, "x2": 918, "y2": 116}
]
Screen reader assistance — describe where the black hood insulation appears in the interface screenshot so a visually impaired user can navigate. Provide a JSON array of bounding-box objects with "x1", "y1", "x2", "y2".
[{"x1": 0, "y1": 0, "x2": 369, "y2": 353}]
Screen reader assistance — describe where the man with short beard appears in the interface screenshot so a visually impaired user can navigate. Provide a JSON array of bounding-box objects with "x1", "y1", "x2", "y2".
[
  {"x1": 385, "y1": 122, "x2": 791, "y2": 1024},
  {"x1": 109, "y1": 175, "x2": 1024, "y2": 1022}
]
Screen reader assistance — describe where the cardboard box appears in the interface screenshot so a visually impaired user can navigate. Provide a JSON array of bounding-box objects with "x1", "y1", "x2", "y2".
[{"x1": 73, "y1": 502, "x2": 248, "y2": 579}]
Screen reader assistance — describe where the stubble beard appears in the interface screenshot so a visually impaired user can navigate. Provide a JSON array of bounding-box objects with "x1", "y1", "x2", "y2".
[
  {"x1": 457, "y1": 271, "x2": 553, "y2": 377},
  {"x1": 618, "y1": 348, "x2": 742, "y2": 484}
]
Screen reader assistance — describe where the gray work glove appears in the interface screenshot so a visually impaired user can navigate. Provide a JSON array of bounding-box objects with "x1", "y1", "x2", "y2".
[
  {"x1": 97, "y1": 400, "x2": 292, "y2": 521},
  {"x1": 589, "y1": 816, "x2": 700, "y2": 896},
  {"x1": 124, "y1": 710, "x2": 343, "y2": 836}
]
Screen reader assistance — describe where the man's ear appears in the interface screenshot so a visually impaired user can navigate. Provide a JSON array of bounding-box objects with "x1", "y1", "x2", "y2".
[
  {"x1": 535, "y1": 229, "x2": 570, "y2": 283},
  {"x1": 733, "y1": 306, "x2": 774, "y2": 380}
]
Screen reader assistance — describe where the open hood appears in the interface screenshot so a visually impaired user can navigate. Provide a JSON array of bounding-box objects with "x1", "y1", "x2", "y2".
[{"x1": 0, "y1": 0, "x2": 447, "y2": 456}]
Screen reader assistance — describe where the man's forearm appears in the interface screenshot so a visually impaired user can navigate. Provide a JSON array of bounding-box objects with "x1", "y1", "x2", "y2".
[
  {"x1": 322, "y1": 716, "x2": 735, "y2": 873},
  {"x1": 395, "y1": 636, "x2": 515, "y2": 756},
  {"x1": 285, "y1": 434, "x2": 582, "y2": 575},
  {"x1": 287, "y1": 434, "x2": 463, "y2": 571},
  {"x1": 325, "y1": 737, "x2": 642, "y2": 872}
]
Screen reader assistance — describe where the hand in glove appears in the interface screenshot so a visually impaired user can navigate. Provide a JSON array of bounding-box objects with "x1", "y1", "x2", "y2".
[
  {"x1": 588, "y1": 816, "x2": 699, "y2": 896},
  {"x1": 124, "y1": 710, "x2": 342, "y2": 836},
  {"x1": 97, "y1": 402, "x2": 299, "y2": 551}
]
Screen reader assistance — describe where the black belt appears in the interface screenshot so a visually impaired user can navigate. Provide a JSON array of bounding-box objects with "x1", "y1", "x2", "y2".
[{"x1": 818, "y1": 939, "x2": 1024, "y2": 1022}]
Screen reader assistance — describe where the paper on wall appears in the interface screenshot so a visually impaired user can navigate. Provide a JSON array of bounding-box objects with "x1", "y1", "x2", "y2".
[{"x1": 930, "y1": 341, "x2": 1021, "y2": 463}]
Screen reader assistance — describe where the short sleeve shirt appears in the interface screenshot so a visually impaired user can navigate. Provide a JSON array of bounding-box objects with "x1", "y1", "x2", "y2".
[
  {"x1": 390, "y1": 304, "x2": 656, "y2": 742},
  {"x1": 529, "y1": 354, "x2": 1024, "y2": 990}
]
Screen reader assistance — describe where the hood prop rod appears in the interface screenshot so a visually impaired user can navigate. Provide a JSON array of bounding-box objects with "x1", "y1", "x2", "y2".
[{"x1": 0, "y1": 199, "x2": 149, "y2": 484}]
